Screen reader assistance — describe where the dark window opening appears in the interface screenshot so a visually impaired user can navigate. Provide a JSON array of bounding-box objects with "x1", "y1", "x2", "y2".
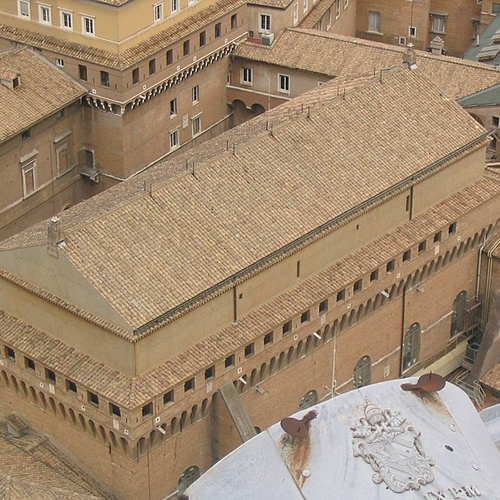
[
  {"x1": 231, "y1": 14, "x2": 237, "y2": 29},
  {"x1": 66, "y1": 380, "x2": 77, "y2": 393},
  {"x1": 386, "y1": 259, "x2": 395, "y2": 272},
  {"x1": 142, "y1": 402, "x2": 153, "y2": 416},
  {"x1": 319, "y1": 300, "x2": 328, "y2": 314},
  {"x1": 264, "y1": 332, "x2": 273, "y2": 345},
  {"x1": 5, "y1": 347, "x2": 15, "y2": 361},
  {"x1": 24, "y1": 357, "x2": 35, "y2": 370},
  {"x1": 184, "y1": 378, "x2": 195, "y2": 392},
  {"x1": 245, "y1": 343, "x2": 254, "y2": 358},
  {"x1": 448, "y1": 222, "x2": 457, "y2": 235},
  {"x1": 354, "y1": 279, "x2": 362, "y2": 293},
  {"x1": 199, "y1": 31, "x2": 206, "y2": 46},
  {"x1": 166, "y1": 49, "x2": 173, "y2": 65},
  {"x1": 149, "y1": 59, "x2": 156, "y2": 75},
  {"x1": 205, "y1": 365, "x2": 215, "y2": 379},
  {"x1": 225, "y1": 355, "x2": 235, "y2": 368},
  {"x1": 337, "y1": 289, "x2": 345, "y2": 302},
  {"x1": 282, "y1": 320, "x2": 292, "y2": 335},
  {"x1": 370, "y1": 270, "x2": 379, "y2": 282},
  {"x1": 301, "y1": 310, "x2": 310, "y2": 323},
  {"x1": 78, "y1": 64, "x2": 87, "y2": 81},
  {"x1": 164, "y1": 390, "x2": 174, "y2": 404},
  {"x1": 215, "y1": 22, "x2": 221, "y2": 38},
  {"x1": 100, "y1": 70, "x2": 110, "y2": 87},
  {"x1": 434, "y1": 231, "x2": 442, "y2": 243},
  {"x1": 418, "y1": 241, "x2": 426, "y2": 253},
  {"x1": 46, "y1": 369, "x2": 56, "y2": 383},
  {"x1": 183, "y1": 40, "x2": 190, "y2": 56},
  {"x1": 403, "y1": 249, "x2": 411, "y2": 262},
  {"x1": 110, "y1": 403, "x2": 121, "y2": 417},
  {"x1": 21, "y1": 129, "x2": 31, "y2": 140},
  {"x1": 132, "y1": 68, "x2": 139, "y2": 84},
  {"x1": 88, "y1": 391, "x2": 99, "y2": 406}
]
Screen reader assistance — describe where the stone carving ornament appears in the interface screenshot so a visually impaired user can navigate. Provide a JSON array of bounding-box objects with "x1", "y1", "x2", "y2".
[{"x1": 351, "y1": 402, "x2": 435, "y2": 493}]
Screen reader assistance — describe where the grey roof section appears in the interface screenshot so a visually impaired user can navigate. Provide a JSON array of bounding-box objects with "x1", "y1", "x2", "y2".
[
  {"x1": 186, "y1": 379, "x2": 500, "y2": 499},
  {"x1": 464, "y1": 15, "x2": 500, "y2": 66},
  {"x1": 459, "y1": 82, "x2": 500, "y2": 107}
]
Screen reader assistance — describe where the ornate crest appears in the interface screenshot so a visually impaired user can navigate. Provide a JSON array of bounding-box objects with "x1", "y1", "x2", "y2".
[{"x1": 351, "y1": 401, "x2": 435, "y2": 493}]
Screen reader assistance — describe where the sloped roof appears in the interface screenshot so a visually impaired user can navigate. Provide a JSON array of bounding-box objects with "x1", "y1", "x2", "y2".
[
  {"x1": 464, "y1": 15, "x2": 500, "y2": 66},
  {"x1": 0, "y1": 69, "x2": 487, "y2": 331},
  {"x1": 1, "y1": 173, "x2": 499, "y2": 407},
  {"x1": 235, "y1": 28, "x2": 500, "y2": 100},
  {"x1": 0, "y1": 0, "x2": 244, "y2": 70},
  {"x1": 0, "y1": 422, "x2": 114, "y2": 499},
  {"x1": 0, "y1": 47, "x2": 86, "y2": 143}
]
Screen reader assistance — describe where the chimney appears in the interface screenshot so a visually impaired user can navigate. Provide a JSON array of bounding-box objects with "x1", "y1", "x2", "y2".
[
  {"x1": 403, "y1": 43, "x2": 417, "y2": 70},
  {"x1": 47, "y1": 216, "x2": 65, "y2": 248},
  {"x1": 430, "y1": 36, "x2": 445, "y2": 56}
]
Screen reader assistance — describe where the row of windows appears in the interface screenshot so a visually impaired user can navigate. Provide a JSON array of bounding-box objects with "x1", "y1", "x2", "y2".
[
  {"x1": 18, "y1": 0, "x2": 96, "y2": 36},
  {"x1": 240, "y1": 68, "x2": 290, "y2": 94}
]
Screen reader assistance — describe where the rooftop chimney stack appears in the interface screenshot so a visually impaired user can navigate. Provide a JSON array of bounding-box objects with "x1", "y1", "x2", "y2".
[
  {"x1": 47, "y1": 216, "x2": 65, "y2": 248},
  {"x1": 403, "y1": 43, "x2": 417, "y2": 69},
  {"x1": 430, "y1": 36, "x2": 445, "y2": 56}
]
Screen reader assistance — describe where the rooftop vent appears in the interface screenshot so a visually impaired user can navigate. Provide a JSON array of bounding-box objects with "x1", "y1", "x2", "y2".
[
  {"x1": 478, "y1": 45, "x2": 500, "y2": 61},
  {"x1": 430, "y1": 36, "x2": 445, "y2": 56},
  {"x1": 47, "y1": 216, "x2": 65, "y2": 248},
  {"x1": 403, "y1": 43, "x2": 417, "y2": 69}
]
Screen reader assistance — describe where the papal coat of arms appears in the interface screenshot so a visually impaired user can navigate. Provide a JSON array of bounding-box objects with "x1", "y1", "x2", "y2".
[{"x1": 351, "y1": 402, "x2": 435, "y2": 493}]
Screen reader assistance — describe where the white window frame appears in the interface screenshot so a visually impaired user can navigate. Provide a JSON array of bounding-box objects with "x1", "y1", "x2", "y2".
[
  {"x1": 368, "y1": 11, "x2": 380, "y2": 33},
  {"x1": 82, "y1": 15, "x2": 95, "y2": 36},
  {"x1": 171, "y1": 0, "x2": 178, "y2": 14},
  {"x1": 170, "y1": 98, "x2": 177, "y2": 117},
  {"x1": 259, "y1": 13, "x2": 271, "y2": 33},
  {"x1": 408, "y1": 25, "x2": 417, "y2": 38},
  {"x1": 303, "y1": 0, "x2": 308, "y2": 13},
  {"x1": 192, "y1": 85, "x2": 199, "y2": 104},
  {"x1": 326, "y1": 7, "x2": 332, "y2": 29},
  {"x1": 38, "y1": 4, "x2": 51, "y2": 24},
  {"x1": 192, "y1": 114, "x2": 201, "y2": 137},
  {"x1": 19, "y1": 0, "x2": 30, "y2": 18},
  {"x1": 55, "y1": 57, "x2": 64, "y2": 67},
  {"x1": 293, "y1": 3, "x2": 298, "y2": 25},
  {"x1": 60, "y1": 9, "x2": 73, "y2": 30},
  {"x1": 278, "y1": 73, "x2": 290, "y2": 94},
  {"x1": 335, "y1": 0, "x2": 340, "y2": 19},
  {"x1": 153, "y1": 2, "x2": 163, "y2": 22},
  {"x1": 170, "y1": 129, "x2": 179, "y2": 150},
  {"x1": 21, "y1": 160, "x2": 37, "y2": 198},
  {"x1": 431, "y1": 15, "x2": 446, "y2": 34},
  {"x1": 344, "y1": 0, "x2": 348, "y2": 7},
  {"x1": 241, "y1": 67, "x2": 253, "y2": 85}
]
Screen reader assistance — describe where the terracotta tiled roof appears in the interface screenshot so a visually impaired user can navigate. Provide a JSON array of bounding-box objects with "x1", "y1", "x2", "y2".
[
  {"x1": 0, "y1": 48, "x2": 86, "y2": 143},
  {"x1": 0, "y1": 0, "x2": 244, "y2": 70},
  {"x1": 235, "y1": 28, "x2": 500, "y2": 100},
  {"x1": 0, "y1": 69, "x2": 488, "y2": 331},
  {"x1": 482, "y1": 362, "x2": 500, "y2": 391},
  {"x1": 2, "y1": 175, "x2": 499, "y2": 407},
  {"x1": 0, "y1": 423, "x2": 114, "y2": 499}
]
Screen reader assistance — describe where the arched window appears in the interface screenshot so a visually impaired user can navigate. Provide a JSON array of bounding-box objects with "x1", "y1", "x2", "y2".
[
  {"x1": 178, "y1": 466, "x2": 201, "y2": 496},
  {"x1": 402, "y1": 323, "x2": 421, "y2": 372},
  {"x1": 451, "y1": 291, "x2": 467, "y2": 337},
  {"x1": 353, "y1": 356, "x2": 371, "y2": 388},
  {"x1": 298, "y1": 390, "x2": 318, "y2": 410}
]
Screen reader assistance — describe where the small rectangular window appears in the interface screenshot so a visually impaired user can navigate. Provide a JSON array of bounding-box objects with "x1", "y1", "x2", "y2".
[
  {"x1": 231, "y1": 13, "x2": 237, "y2": 29},
  {"x1": 370, "y1": 270, "x2": 379, "y2": 282},
  {"x1": 109, "y1": 403, "x2": 121, "y2": 417},
  {"x1": 386, "y1": 260, "x2": 395, "y2": 273},
  {"x1": 66, "y1": 380, "x2": 77, "y2": 393},
  {"x1": 241, "y1": 67, "x2": 253, "y2": 85},
  {"x1": 434, "y1": 231, "x2": 442, "y2": 243},
  {"x1": 354, "y1": 279, "x2": 362, "y2": 293},
  {"x1": 405, "y1": 195, "x2": 410, "y2": 212},
  {"x1": 282, "y1": 320, "x2": 292, "y2": 335},
  {"x1": 21, "y1": 129, "x2": 31, "y2": 140},
  {"x1": 409, "y1": 25, "x2": 417, "y2": 38},
  {"x1": 132, "y1": 68, "x2": 139, "y2": 84},
  {"x1": 260, "y1": 13, "x2": 271, "y2": 31},
  {"x1": 149, "y1": 59, "x2": 156, "y2": 75},
  {"x1": 5, "y1": 347, "x2": 15, "y2": 361},
  {"x1": 170, "y1": 98, "x2": 177, "y2": 116},
  {"x1": 278, "y1": 74, "x2": 290, "y2": 94},
  {"x1": 448, "y1": 222, "x2": 457, "y2": 235},
  {"x1": 163, "y1": 390, "x2": 174, "y2": 404},
  {"x1": 61, "y1": 10, "x2": 72, "y2": 29},
  {"x1": 199, "y1": 30, "x2": 206, "y2": 47},
  {"x1": 225, "y1": 354, "x2": 235, "y2": 368},
  {"x1": 171, "y1": 0, "x2": 178, "y2": 13},
  {"x1": 418, "y1": 241, "x2": 426, "y2": 253},
  {"x1": 192, "y1": 85, "x2": 199, "y2": 103},
  {"x1": 78, "y1": 64, "x2": 87, "y2": 81},
  {"x1": 183, "y1": 40, "x2": 190, "y2": 56},
  {"x1": 170, "y1": 129, "x2": 179, "y2": 149},
  {"x1": 82, "y1": 16, "x2": 95, "y2": 35},
  {"x1": 215, "y1": 22, "x2": 221, "y2": 38},
  {"x1": 301, "y1": 310, "x2": 310, "y2": 323},
  {"x1": 142, "y1": 402, "x2": 153, "y2": 416},
  {"x1": 46, "y1": 368, "x2": 56, "y2": 383},
  {"x1": 192, "y1": 115, "x2": 201, "y2": 137},
  {"x1": 293, "y1": 3, "x2": 298, "y2": 25},
  {"x1": 264, "y1": 332, "x2": 273, "y2": 345},
  {"x1": 25, "y1": 357, "x2": 35, "y2": 370},
  {"x1": 296, "y1": 260, "x2": 301, "y2": 277},
  {"x1": 55, "y1": 58, "x2": 64, "y2": 67},
  {"x1": 166, "y1": 49, "x2": 173, "y2": 65},
  {"x1": 244, "y1": 343, "x2": 254, "y2": 358},
  {"x1": 494, "y1": 116, "x2": 500, "y2": 127},
  {"x1": 154, "y1": 2, "x2": 163, "y2": 22},
  {"x1": 319, "y1": 299, "x2": 328, "y2": 314},
  {"x1": 100, "y1": 70, "x2": 110, "y2": 87},
  {"x1": 336, "y1": 289, "x2": 345, "y2": 302},
  {"x1": 88, "y1": 391, "x2": 99, "y2": 406},
  {"x1": 205, "y1": 365, "x2": 215, "y2": 379},
  {"x1": 368, "y1": 11, "x2": 380, "y2": 32},
  {"x1": 403, "y1": 249, "x2": 411, "y2": 262},
  {"x1": 57, "y1": 110, "x2": 64, "y2": 121},
  {"x1": 184, "y1": 378, "x2": 195, "y2": 392},
  {"x1": 19, "y1": 0, "x2": 30, "y2": 18}
]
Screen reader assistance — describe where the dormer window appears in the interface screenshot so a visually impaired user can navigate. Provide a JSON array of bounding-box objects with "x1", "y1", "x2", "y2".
[{"x1": 13, "y1": 77, "x2": 20, "y2": 88}]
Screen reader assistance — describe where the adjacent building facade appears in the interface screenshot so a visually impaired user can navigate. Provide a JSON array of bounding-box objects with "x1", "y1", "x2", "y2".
[{"x1": 0, "y1": 68, "x2": 499, "y2": 498}]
